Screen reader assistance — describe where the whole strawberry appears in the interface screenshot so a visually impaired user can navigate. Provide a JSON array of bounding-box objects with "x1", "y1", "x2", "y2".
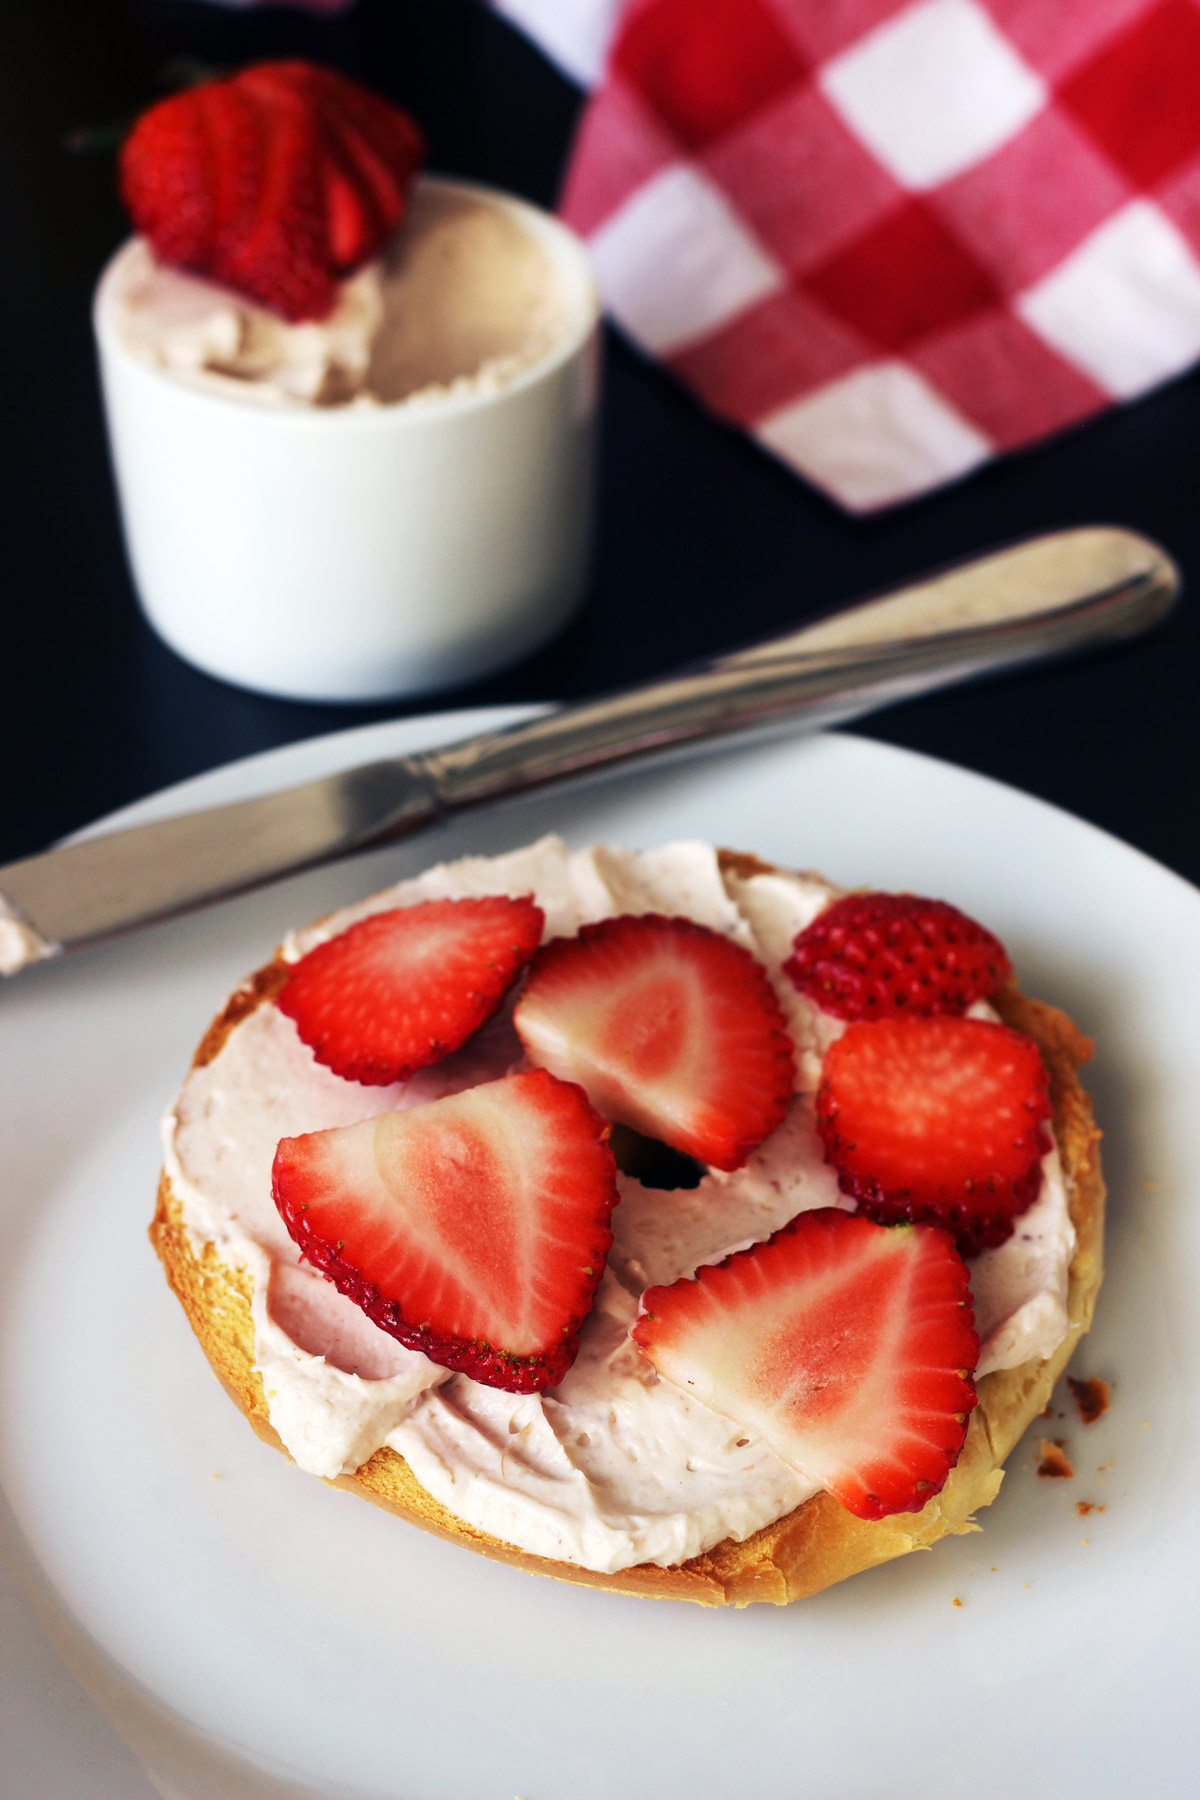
[
  {"x1": 119, "y1": 61, "x2": 424, "y2": 321},
  {"x1": 785, "y1": 892, "x2": 1012, "y2": 1022}
]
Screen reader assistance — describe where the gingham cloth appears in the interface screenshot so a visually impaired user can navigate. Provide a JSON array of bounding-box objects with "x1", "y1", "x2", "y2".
[{"x1": 500, "y1": 0, "x2": 1200, "y2": 511}]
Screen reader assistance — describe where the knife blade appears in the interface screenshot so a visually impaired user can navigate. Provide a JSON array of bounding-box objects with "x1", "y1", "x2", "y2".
[{"x1": 0, "y1": 526, "x2": 1178, "y2": 975}]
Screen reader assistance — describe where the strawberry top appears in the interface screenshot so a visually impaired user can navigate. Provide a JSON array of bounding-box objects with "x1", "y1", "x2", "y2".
[
  {"x1": 785, "y1": 891, "x2": 1013, "y2": 1021},
  {"x1": 119, "y1": 60, "x2": 424, "y2": 321}
]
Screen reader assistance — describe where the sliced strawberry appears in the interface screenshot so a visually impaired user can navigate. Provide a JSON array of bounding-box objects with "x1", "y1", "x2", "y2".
[
  {"x1": 119, "y1": 85, "x2": 215, "y2": 272},
  {"x1": 195, "y1": 79, "x2": 263, "y2": 259},
  {"x1": 633, "y1": 1209, "x2": 978, "y2": 1520},
  {"x1": 220, "y1": 70, "x2": 333, "y2": 321},
  {"x1": 272, "y1": 1068, "x2": 618, "y2": 1391},
  {"x1": 785, "y1": 892, "x2": 1012, "y2": 1022},
  {"x1": 324, "y1": 152, "x2": 378, "y2": 272},
  {"x1": 277, "y1": 895, "x2": 545, "y2": 1086},
  {"x1": 305, "y1": 63, "x2": 421, "y2": 269},
  {"x1": 513, "y1": 914, "x2": 795, "y2": 1172},
  {"x1": 334, "y1": 120, "x2": 405, "y2": 239},
  {"x1": 119, "y1": 60, "x2": 423, "y2": 321},
  {"x1": 817, "y1": 1015, "x2": 1051, "y2": 1255}
]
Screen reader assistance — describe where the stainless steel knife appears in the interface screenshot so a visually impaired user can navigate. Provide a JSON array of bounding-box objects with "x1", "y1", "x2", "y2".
[{"x1": 0, "y1": 525, "x2": 1178, "y2": 976}]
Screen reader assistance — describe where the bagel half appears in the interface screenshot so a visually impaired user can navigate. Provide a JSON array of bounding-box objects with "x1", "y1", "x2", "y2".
[{"x1": 151, "y1": 852, "x2": 1103, "y2": 1606}]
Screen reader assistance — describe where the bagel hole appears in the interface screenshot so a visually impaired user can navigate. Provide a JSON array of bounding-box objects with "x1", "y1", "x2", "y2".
[{"x1": 609, "y1": 1125, "x2": 705, "y2": 1190}]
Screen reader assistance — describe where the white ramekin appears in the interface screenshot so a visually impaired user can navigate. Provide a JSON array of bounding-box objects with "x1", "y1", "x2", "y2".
[{"x1": 94, "y1": 179, "x2": 600, "y2": 703}]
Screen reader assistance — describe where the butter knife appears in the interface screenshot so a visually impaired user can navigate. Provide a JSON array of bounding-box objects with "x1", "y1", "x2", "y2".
[{"x1": 0, "y1": 525, "x2": 1178, "y2": 976}]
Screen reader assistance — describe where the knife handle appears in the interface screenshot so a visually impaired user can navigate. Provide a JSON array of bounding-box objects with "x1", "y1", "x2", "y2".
[{"x1": 425, "y1": 527, "x2": 1178, "y2": 807}]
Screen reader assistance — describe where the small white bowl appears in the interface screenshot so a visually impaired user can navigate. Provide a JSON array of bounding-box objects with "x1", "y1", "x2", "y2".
[{"x1": 93, "y1": 179, "x2": 600, "y2": 703}]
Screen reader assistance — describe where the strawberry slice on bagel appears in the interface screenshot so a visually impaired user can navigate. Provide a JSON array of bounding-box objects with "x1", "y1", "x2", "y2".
[
  {"x1": 273, "y1": 1069, "x2": 618, "y2": 1393},
  {"x1": 633, "y1": 1208, "x2": 980, "y2": 1521},
  {"x1": 514, "y1": 913, "x2": 795, "y2": 1172},
  {"x1": 817, "y1": 1014, "x2": 1052, "y2": 1255},
  {"x1": 276, "y1": 895, "x2": 544, "y2": 1087}
]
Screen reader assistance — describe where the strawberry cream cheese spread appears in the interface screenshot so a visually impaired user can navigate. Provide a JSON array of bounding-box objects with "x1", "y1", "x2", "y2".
[
  {"x1": 111, "y1": 181, "x2": 574, "y2": 411},
  {"x1": 113, "y1": 65, "x2": 574, "y2": 409},
  {"x1": 163, "y1": 839, "x2": 1075, "y2": 1575}
]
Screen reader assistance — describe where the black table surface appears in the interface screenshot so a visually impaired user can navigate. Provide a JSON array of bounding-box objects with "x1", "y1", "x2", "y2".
[{"x1": 4, "y1": 0, "x2": 1198, "y2": 884}]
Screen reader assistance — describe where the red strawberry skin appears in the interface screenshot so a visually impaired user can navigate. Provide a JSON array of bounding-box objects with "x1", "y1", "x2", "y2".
[
  {"x1": 633, "y1": 1210, "x2": 978, "y2": 1520},
  {"x1": 273, "y1": 1069, "x2": 618, "y2": 1392},
  {"x1": 817, "y1": 1016, "x2": 1052, "y2": 1255},
  {"x1": 785, "y1": 892, "x2": 1012, "y2": 1022},
  {"x1": 513, "y1": 914, "x2": 795, "y2": 1172},
  {"x1": 119, "y1": 60, "x2": 424, "y2": 321},
  {"x1": 277, "y1": 895, "x2": 544, "y2": 1086}
]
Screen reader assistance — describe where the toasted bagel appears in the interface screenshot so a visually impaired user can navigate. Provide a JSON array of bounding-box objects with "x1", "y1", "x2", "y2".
[{"x1": 151, "y1": 850, "x2": 1103, "y2": 1606}]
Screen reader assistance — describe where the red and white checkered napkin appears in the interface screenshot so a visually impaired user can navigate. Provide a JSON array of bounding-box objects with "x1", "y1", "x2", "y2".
[{"x1": 504, "y1": 0, "x2": 1200, "y2": 512}]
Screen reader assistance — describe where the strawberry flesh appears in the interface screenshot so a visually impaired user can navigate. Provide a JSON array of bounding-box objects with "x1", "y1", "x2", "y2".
[
  {"x1": 785, "y1": 891, "x2": 1012, "y2": 1021},
  {"x1": 513, "y1": 914, "x2": 795, "y2": 1172},
  {"x1": 817, "y1": 1015, "x2": 1051, "y2": 1255},
  {"x1": 633, "y1": 1209, "x2": 979, "y2": 1520},
  {"x1": 119, "y1": 60, "x2": 424, "y2": 321},
  {"x1": 273, "y1": 1068, "x2": 618, "y2": 1392},
  {"x1": 277, "y1": 895, "x2": 545, "y2": 1086}
]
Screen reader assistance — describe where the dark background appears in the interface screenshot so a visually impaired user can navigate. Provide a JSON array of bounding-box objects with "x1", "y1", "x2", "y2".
[{"x1": 3, "y1": 0, "x2": 1197, "y2": 879}]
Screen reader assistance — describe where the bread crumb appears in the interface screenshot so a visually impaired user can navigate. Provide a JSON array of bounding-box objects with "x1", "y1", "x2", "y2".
[
  {"x1": 1076, "y1": 1500, "x2": 1093, "y2": 1516},
  {"x1": 952, "y1": 1596, "x2": 963, "y2": 1607},
  {"x1": 1067, "y1": 1375, "x2": 1110, "y2": 1424},
  {"x1": 1037, "y1": 1439, "x2": 1073, "y2": 1478}
]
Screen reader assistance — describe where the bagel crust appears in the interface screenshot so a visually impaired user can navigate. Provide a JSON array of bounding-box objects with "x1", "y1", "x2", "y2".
[{"x1": 151, "y1": 854, "x2": 1104, "y2": 1606}]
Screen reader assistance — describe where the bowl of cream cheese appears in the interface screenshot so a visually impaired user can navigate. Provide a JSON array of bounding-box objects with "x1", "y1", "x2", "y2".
[{"x1": 94, "y1": 177, "x2": 600, "y2": 702}]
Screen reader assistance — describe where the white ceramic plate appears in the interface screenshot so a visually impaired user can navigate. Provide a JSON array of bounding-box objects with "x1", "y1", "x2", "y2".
[{"x1": 2, "y1": 710, "x2": 1198, "y2": 1800}]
